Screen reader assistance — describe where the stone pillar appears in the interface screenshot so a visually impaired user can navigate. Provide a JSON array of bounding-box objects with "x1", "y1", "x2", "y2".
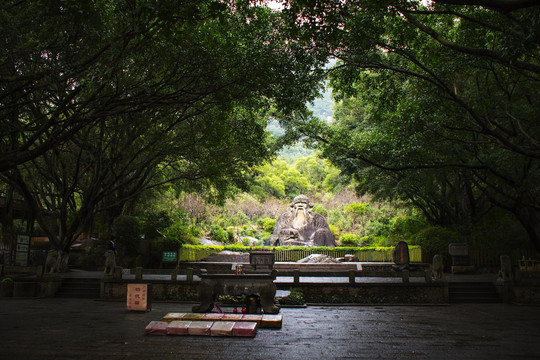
[
  {"x1": 424, "y1": 270, "x2": 432, "y2": 283},
  {"x1": 36, "y1": 265, "x2": 43, "y2": 278},
  {"x1": 499, "y1": 255, "x2": 513, "y2": 281},
  {"x1": 349, "y1": 270, "x2": 356, "y2": 284},
  {"x1": 186, "y1": 268, "x2": 193, "y2": 283},
  {"x1": 135, "y1": 267, "x2": 143, "y2": 280},
  {"x1": 114, "y1": 266, "x2": 123, "y2": 280},
  {"x1": 402, "y1": 270, "x2": 410, "y2": 283},
  {"x1": 432, "y1": 254, "x2": 445, "y2": 281},
  {"x1": 293, "y1": 269, "x2": 300, "y2": 285}
]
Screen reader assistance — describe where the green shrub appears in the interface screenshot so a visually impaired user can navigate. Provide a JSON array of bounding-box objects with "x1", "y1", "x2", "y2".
[
  {"x1": 328, "y1": 207, "x2": 350, "y2": 232},
  {"x1": 151, "y1": 238, "x2": 181, "y2": 252},
  {"x1": 312, "y1": 204, "x2": 328, "y2": 217},
  {"x1": 261, "y1": 218, "x2": 277, "y2": 233},
  {"x1": 178, "y1": 244, "x2": 422, "y2": 262},
  {"x1": 471, "y1": 208, "x2": 531, "y2": 251},
  {"x1": 344, "y1": 202, "x2": 368, "y2": 226},
  {"x1": 365, "y1": 219, "x2": 392, "y2": 237},
  {"x1": 240, "y1": 225, "x2": 256, "y2": 237},
  {"x1": 360, "y1": 235, "x2": 374, "y2": 245},
  {"x1": 339, "y1": 233, "x2": 360, "y2": 246},
  {"x1": 329, "y1": 224, "x2": 340, "y2": 239},
  {"x1": 231, "y1": 211, "x2": 250, "y2": 227},
  {"x1": 253, "y1": 239, "x2": 265, "y2": 247},
  {"x1": 226, "y1": 228, "x2": 236, "y2": 243},
  {"x1": 111, "y1": 215, "x2": 140, "y2": 256},
  {"x1": 411, "y1": 226, "x2": 460, "y2": 263},
  {"x1": 187, "y1": 224, "x2": 202, "y2": 238},
  {"x1": 280, "y1": 288, "x2": 305, "y2": 305},
  {"x1": 372, "y1": 236, "x2": 399, "y2": 247},
  {"x1": 217, "y1": 295, "x2": 245, "y2": 304},
  {"x1": 391, "y1": 216, "x2": 427, "y2": 239},
  {"x1": 163, "y1": 222, "x2": 198, "y2": 245},
  {"x1": 141, "y1": 210, "x2": 172, "y2": 241},
  {"x1": 209, "y1": 225, "x2": 229, "y2": 243}
]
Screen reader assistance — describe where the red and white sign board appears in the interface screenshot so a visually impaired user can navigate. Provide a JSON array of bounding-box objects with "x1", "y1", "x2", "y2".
[{"x1": 127, "y1": 284, "x2": 151, "y2": 311}]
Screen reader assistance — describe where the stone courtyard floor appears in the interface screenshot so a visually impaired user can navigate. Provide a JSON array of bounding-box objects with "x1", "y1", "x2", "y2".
[{"x1": 1, "y1": 298, "x2": 539, "y2": 360}]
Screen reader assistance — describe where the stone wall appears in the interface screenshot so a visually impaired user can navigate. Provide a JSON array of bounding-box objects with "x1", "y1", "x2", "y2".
[
  {"x1": 290, "y1": 283, "x2": 448, "y2": 304},
  {"x1": 101, "y1": 279, "x2": 199, "y2": 301},
  {"x1": 495, "y1": 281, "x2": 540, "y2": 304},
  {"x1": 101, "y1": 279, "x2": 448, "y2": 304}
]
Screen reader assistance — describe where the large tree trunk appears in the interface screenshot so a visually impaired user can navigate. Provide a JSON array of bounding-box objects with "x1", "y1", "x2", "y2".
[
  {"x1": 57, "y1": 251, "x2": 70, "y2": 273},
  {"x1": 513, "y1": 205, "x2": 540, "y2": 252}
]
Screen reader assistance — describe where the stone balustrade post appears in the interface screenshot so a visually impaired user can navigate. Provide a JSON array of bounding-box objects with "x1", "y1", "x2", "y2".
[
  {"x1": 186, "y1": 268, "x2": 193, "y2": 283},
  {"x1": 135, "y1": 267, "x2": 143, "y2": 280},
  {"x1": 114, "y1": 266, "x2": 122, "y2": 280},
  {"x1": 425, "y1": 270, "x2": 432, "y2": 283},
  {"x1": 402, "y1": 270, "x2": 410, "y2": 283}
]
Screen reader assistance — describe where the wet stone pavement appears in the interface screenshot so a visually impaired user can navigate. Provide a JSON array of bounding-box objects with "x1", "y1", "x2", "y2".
[{"x1": 0, "y1": 298, "x2": 539, "y2": 360}]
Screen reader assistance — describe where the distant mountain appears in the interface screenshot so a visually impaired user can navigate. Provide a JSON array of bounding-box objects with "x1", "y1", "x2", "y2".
[
  {"x1": 268, "y1": 84, "x2": 334, "y2": 163},
  {"x1": 309, "y1": 86, "x2": 334, "y2": 122}
]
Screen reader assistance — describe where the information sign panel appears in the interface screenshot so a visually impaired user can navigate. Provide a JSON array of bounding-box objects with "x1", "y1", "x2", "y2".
[
  {"x1": 15, "y1": 235, "x2": 30, "y2": 266},
  {"x1": 162, "y1": 251, "x2": 178, "y2": 262},
  {"x1": 127, "y1": 283, "x2": 151, "y2": 311}
]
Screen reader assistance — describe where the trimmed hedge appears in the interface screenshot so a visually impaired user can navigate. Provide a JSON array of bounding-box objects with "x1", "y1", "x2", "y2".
[{"x1": 178, "y1": 244, "x2": 422, "y2": 262}]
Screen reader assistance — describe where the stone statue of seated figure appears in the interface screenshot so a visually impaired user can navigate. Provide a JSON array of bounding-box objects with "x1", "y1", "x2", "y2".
[{"x1": 269, "y1": 195, "x2": 336, "y2": 247}]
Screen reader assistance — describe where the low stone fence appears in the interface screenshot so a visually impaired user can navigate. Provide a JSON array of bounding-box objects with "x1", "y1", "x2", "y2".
[
  {"x1": 1, "y1": 264, "x2": 44, "y2": 277},
  {"x1": 283, "y1": 269, "x2": 433, "y2": 285},
  {"x1": 99, "y1": 263, "x2": 445, "y2": 303},
  {"x1": 295, "y1": 282, "x2": 448, "y2": 304}
]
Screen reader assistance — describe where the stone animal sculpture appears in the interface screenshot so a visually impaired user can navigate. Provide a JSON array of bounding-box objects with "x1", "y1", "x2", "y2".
[
  {"x1": 269, "y1": 195, "x2": 336, "y2": 247},
  {"x1": 104, "y1": 250, "x2": 116, "y2": 275},
  {"x1": 499, "y1": 254, "x2": 512, "y2": 281},
  {"x1": 44, "y1": 250, "x2": 59, "y2": 273},
  {"x1": 432, "y1": 254, "x2": 444, "y2": 280}
]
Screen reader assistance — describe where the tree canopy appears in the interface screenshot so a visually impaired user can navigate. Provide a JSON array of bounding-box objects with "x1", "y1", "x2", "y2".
[
  {"x1": 281, "y1": 0, "x2": 540, "y2": 249},
  {"x1": 2, "y1": 0, "x2": 539, "y2": 257},
  {"x1": 0, "y1": 0, "x2": 326, "y2": 255}
]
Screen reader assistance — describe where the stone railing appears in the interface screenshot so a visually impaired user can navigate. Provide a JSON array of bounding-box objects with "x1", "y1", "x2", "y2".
[
  {"x1": 109, "y1": 263, "x2": 435, "y2": 285},
  {"x1": 284, "y1": 269, "x2": 433, "y2": 284}
]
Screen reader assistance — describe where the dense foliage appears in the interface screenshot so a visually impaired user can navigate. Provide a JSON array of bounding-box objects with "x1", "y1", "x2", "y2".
[
  {"x1": 0, "y1": 0, "x2": 325, "y2": 261},
  {"x1": 1, "y1": 0, "x2": 537, "y2": 269},
  {"x1": 281, "y1": 0, "x2": 540, "y2": 250}
]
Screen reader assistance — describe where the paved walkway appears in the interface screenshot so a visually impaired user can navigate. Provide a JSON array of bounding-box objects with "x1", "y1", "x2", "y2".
[{"x1": 0, "y1": 298, "x2": 539, "y2": 360}]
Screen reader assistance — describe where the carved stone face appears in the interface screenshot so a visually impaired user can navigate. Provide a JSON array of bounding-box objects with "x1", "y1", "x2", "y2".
[{"x1": 290, "y1": 195, "x2": 312, "y2": 229}]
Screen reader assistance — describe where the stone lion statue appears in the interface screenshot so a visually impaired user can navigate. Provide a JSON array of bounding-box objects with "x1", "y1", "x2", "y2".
[
  {"x1": 269, "y1": 195, "x2": 336, "y2": 247},
  {"x1": 499, "y1": 254, "x2": 512, "y2": 281},
  {"x1": 104, "y1": 250, "x2": 116, "y2": 275},
  {"x1": 432, "y1": 254, "x2": 444, "y2": 280},
  {"x1": 44, "y1": 250, "x2": 59, "y2": 273}
]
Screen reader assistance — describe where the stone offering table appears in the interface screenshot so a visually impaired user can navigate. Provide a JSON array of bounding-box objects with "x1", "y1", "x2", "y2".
[
  {"x1": 192, "y1": 270, "x2": 280, "y2": 314},
  {"x1": 449, "y1": 243, "x2": 475, "y2": 274}
]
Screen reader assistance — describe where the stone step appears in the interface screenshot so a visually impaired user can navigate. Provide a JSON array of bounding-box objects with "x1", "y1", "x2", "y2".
[
  {"x1": 56, "y1": 278, "x2": 101, "y2": 299},
  {"x1": 448, "y1": 282, "x2": 502, "y2": 303}
]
